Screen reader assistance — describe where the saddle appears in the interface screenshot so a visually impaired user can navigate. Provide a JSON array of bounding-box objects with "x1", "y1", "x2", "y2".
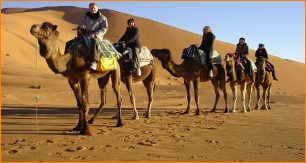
[
  {"x1": 234, "y1": 53, "x2": 257, "y2": 73},
  {"x1": 71, "y1": 29, "x2": 122, "y2": 61},
  {"x1": 181, "y1": 44, "x2": 222, "y2": 65},
  {"x1": 113, "y1": 43, "x2": 153, "y2": 68}
]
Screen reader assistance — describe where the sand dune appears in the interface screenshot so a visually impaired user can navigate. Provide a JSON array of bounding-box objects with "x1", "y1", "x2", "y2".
[{"x1": 1, "y1": 7, "x2": 304, "y2": 162}]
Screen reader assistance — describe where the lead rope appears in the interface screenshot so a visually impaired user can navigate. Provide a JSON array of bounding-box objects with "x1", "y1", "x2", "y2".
[{"x1": 35, "y1": 38, "x2": 40, "y2": 143}]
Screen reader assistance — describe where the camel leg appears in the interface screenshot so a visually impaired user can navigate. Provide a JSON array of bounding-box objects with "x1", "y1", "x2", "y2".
[
  {"x1": 142, "y1": 79, "x2": 155, "y2": 118},
  {"x1": 230, "y1": 82, "x2": 237, "y2": 112},
  {"x1": 240, "y1": 82, "x2": 247, "y2": 113},
  {"x1": 210, "y1": 78, "x2": 220, "y2": 113},
  {"x1": 222, "y1": 84, "x2": 228, "y2": 113},
  {"x1": 79, "y1": 78, "x2": 90, "y2": 135},
  {"x1": 193, "y1": 79, "x2": 201, "y2": 115},
  {"x1": 68, "y1": 80, "x2": 82, "y2": 131},
  {"x1": 183, "y1": 79, "x2": 191, "y2": 114},
  {"x1": 261, "y1": 84, "x2": 268, "y2": 110},
  {"x1": 254, "y1": 84, "x2": 261, "y2": 110},
  {"x1": 246, "y1": 83, "x2": 253, "y2": 112},
  {"x1": 111, "y1": 69, "x2": 123, "y2": 127},
  {"x1": 267, "y1": 83, "x2": 272, "y2": 110},
  {"x1": 88, "y1": 73, "x2": 110, "y2": 124},
  {"x1": 125, "y1": 77, "x2": 139, "y2": 119}
]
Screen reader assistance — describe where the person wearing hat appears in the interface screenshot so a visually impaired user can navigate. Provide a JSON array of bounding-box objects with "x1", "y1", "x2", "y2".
[
  {"x1": 118, "y1": 18, "x2": 142, "y2": 76},
  {"x1": 255, "y1": 44, "x2": 279, "y2": 81},
  {"x1": 233, "y1": 37, "x2": 255, "y2": 82},
  {"x1": 199, "y1": 26, "x2": 215, "y2": 78}
]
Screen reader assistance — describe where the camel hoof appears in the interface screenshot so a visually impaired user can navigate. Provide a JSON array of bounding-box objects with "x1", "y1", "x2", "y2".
[
  {"x1": 254, "y1": 107, "x2": 259, "y2": 110},
  {"x1": 260, "y1": 107, "x2": 268, "y2": 110},
  {"x1": 144, "y1": 114, "x2": 151, "y2": 118},
  {"x1": 224, "y1": 108, "x2": 229, "y2": 113},
  {"x1": 241, "y1": 110, "x2": 247, "y2": 113},
  {"x1": 88, "y1": 119, "x2": 94, "y2": 124},
  {"x1": 230, "y1": 110, "x2": 236, "y2": 113},
  {"x1": 116, "y1": 119, "x2": 124, "y2": 127},
  {"x1": 80, "y1": 126, "x2": 90, "y2": 135},
  {"x1": 73, "y1": 127, "x2": 80, "y2": 131},
  {"x1": 132, "y1": 116, "x2": 140, "y2": 120},
  {"x1": 183, "y1": 110, "x2": 190, "y2": 114}
]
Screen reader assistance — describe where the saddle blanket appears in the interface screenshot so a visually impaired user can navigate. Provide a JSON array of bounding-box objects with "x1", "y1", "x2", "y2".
[
  {"x1": 124, "y1": 46, "x2": 154, "y2": 62},
  {"x1": 124, "y1": 46, "x2": 154, "y2": 68}
]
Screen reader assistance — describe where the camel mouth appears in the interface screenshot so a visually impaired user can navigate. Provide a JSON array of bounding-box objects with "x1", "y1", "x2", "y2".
[{"x1": 30, "y1": 29, "x2": 39, "y2": 37}]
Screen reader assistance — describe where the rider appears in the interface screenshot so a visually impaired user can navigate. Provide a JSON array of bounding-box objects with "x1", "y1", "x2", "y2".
[
  {"x1": 255, "y1": 43, "x2": 279, "y2": 81},
  {"x1": 234, "y1": 37, "x2": 255, "y2": 82},
  {"x1": 118, "y1": 18, "x2": 142, "y2": 76},
  {"x1": 64, "y1": 2, "x2": 108, "y2": 70},
  {"x1": 198, "y1": 26, "x2": 215, "y2": 78}
]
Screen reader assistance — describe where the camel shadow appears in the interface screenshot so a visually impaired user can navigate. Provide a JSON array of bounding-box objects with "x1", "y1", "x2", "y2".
[{"x1": 1, "y1": 105, "x2": 124, "y2": 135}]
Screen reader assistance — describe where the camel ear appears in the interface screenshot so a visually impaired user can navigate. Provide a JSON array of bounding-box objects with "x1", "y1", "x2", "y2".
[
  {"x1": 52, "y1": 25, "x2": 59, "y2": 37},
  {"x1": 52, "y1": 25, "x2": 58, "y2": 31}
]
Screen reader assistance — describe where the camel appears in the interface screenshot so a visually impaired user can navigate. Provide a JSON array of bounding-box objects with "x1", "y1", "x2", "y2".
[
  {"x1": 30, "y1": 22, "x2": 123, "y2": 135},
  {"x1": 151, "y1": 48, "x2": 228, "y2": 115},
  {"x1": 88, "y1": 44, "x2": 156, "y2": 122},
  {"x1": 224, "y1": 53, "x2": 255, "y2": 113},
  {"x1": 254, "y1": 58, "x2": 273, "y2": 110}
]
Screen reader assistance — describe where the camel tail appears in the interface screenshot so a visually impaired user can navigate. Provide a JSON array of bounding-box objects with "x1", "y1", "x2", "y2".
[{"x1": 217, "y1": 64, "x2": 226, "y2": 90}]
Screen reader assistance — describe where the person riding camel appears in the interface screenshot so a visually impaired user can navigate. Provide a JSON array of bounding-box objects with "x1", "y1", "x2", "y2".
[{"x1": 255, "y1": 43, "x2": 279, "y2": 81}]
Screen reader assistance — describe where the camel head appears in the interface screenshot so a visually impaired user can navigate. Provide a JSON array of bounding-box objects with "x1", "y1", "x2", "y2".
[
  {"x1": 255, "y1": 57, "x2": 266, "y2": 70},
  {"x1": 30, "y1": 22, "x2": 59, "y2": 41},
  {"x1": 224, "y1": 53, "x2": 235, "y2": 68},
  {"x1": 151, "y1": 48, "x2": 172, "y2": 62},
  {"x1": 30, "y1": 22, "x2": 60, "y2": 59},
  {"x1": 224, "y1": 53, "x2": 235, "y2": 62},
  {"x1": 150, "y1": 48, "x2": 173, "y2": 69}
]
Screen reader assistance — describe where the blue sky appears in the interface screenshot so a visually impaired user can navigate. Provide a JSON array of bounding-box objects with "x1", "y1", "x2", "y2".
[{"x1": 2, "y1": 2, "x2": 305, "y2": 63}]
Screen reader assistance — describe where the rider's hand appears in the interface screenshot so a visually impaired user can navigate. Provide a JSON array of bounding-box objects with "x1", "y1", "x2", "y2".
[{"x1": 79, "y1": 25, "x2": 86, "y2": 29}]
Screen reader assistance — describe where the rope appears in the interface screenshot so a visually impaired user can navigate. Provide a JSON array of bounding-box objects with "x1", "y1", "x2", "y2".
[{"x1": 35, "y1": 38, "x2": 40, "y2": 143}]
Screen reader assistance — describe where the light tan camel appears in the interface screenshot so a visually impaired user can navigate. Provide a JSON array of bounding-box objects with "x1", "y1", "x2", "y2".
[
  {"x1": 89, "y1": 53, "x2": 156, "y2": 122},
  {"x1": 30, "y1": 22, "x2": 123, "y2": 135},
  {"x1": 151, "y1": 48, "x2": 228, "y2": 115},
  {"x1": 224, "y1": 53, "x2": 255, "y2": 113},
  {"x1": 254, "y1": 58, "x2": 273, "y2": 110}
]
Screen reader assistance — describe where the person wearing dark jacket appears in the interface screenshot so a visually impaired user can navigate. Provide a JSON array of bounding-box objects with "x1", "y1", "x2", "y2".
[
  {"x1": 119, "y1": 18, "x2": 141, "y2": 76},
  {"x1": 199, "y1": 26, "x2": 215, "y2": 77},
  {"x1": 255, "y1": 43, "x2": 279, "y2": 81},
  {"x1": 234, "y1": 37, "x2": 255, "y2": 82}
]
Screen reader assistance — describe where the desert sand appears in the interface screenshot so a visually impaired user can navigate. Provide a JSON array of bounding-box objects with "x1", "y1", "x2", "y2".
[{"x1": 1, "y1": 7, "x2": 305, "y2": 162}]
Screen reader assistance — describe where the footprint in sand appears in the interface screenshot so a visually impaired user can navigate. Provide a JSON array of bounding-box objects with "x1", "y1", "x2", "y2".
[
  {"x1": 70, "y1": 156, "x2": 86, "y2": 160},
  {"x1": 8, "y1": 149, "x2": 19, "y2": 154},
  {"x1": 48, "y1": 152, "x2": 62, "y2": 156}
]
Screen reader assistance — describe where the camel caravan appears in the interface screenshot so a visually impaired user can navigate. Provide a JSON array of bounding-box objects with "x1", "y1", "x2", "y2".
[{"x1": 30, "y1": 22, "x2": 277, "y2": 135}]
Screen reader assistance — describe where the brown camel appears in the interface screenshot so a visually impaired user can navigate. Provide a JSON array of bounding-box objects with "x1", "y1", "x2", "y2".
[
  {"x1": 224, "y1": 53, "x2": 255, "y2": 113},
  {"x1": 30, "y1": 22, "x2": 123, "y2": 135},
  {"x1": 151, "y1": 48, "x2": 228, "y2": 115},
  {"x1": 89, "y1": 50, "x2": 156, "y2": 122},
  {"x1": 254, "y1": 58, "x2": 273, "y2": 110}
]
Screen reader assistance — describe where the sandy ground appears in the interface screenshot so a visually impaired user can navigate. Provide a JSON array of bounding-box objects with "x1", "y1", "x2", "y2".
[{"x1": 1, "y1": 77, "x2": 305, "y2": 162}]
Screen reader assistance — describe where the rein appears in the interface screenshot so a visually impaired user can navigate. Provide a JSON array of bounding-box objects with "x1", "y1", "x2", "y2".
[{"x1": 35, "y1": 37, "x2": 40, "y2": 143}]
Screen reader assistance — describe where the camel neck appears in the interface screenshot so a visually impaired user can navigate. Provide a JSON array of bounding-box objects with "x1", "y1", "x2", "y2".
[
  {"x1": 38, "y1": 38, "x2": 71, "y2": 74},
  {"x1": 162, "y1": 58, "x2": 188, "y2": 77}
]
